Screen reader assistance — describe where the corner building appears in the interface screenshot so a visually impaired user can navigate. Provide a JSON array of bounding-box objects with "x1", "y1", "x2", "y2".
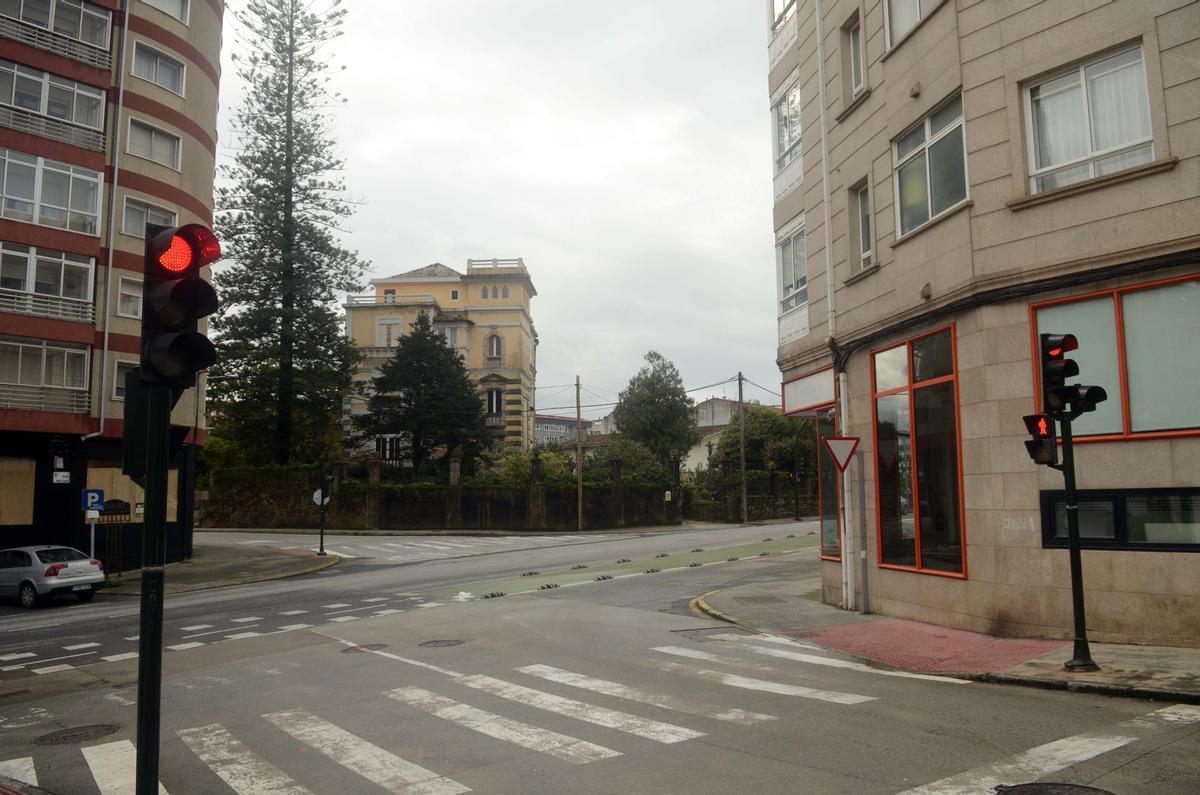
[
  {"x1": 767, "y1": 0, "x2": 1199, "y2": 645},
  {"x1": 1, "y1": 0, "x2": 221, "y2": 562}
]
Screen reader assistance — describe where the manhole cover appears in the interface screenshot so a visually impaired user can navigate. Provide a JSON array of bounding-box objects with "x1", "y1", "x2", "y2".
[
  {"x1": 341, "y1": 643, "x2": 388, "y2": 654},
  {"x1": 996, "y1": 785, "x2": 1115, "y2": 795},
  {"x1": 34, "y1": 724, "x2": 120, "y2": 746},
  {"x1": 419, "y1": 639, "x2": 465, "y2": 648}
]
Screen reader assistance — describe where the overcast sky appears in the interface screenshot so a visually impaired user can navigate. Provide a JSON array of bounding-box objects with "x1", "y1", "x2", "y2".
[{"x1": 218, "y1": 1, "x2": 780, "y2": 419}]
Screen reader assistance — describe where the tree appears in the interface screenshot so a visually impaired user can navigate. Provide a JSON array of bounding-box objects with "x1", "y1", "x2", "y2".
[
  {"x1": 208, "y1": 0, "x2": 366, "y2": 466},
  {"x1": 711, "y1": 404, "x2": 816, "y2": 487},
  {"x1": 612, "y1": 351, "x2": 697, "y2": 463},
  {"x1": 584, "y1": 439, "x2": 672, "y2": 489},
  {"x1": 354, "y1": 312, "x2": 488, "y2": 474}
]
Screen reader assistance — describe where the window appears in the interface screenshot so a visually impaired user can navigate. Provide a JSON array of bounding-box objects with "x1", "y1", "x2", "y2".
[
  {"x1": 778, "y1": 227, "x2": 806, "y2": 313},
  {"x1": 0, "y1": 60, "x2": 105, "y2": 129},
  {"x1": 131, "y1": 42, "x2": 184, "y2": 95},
  {"x1": 491, "y1": 286, "x2": 498, "y2": 298},
  {"x1": 773, "y1": 82, "x2": 801, "y2": 173},
  {"x1": 873, "y1": 327, "x2": 964, "y2": 575},
  {"x1": 382, "y1": 289, "x2": 395, "y2": 303},
  {"x1": 450, "y1": 289, "x2": 458, "y2": 300},
  {"x1": 114, "y1": 360, "x2": 136, "y2": 399},
  {"x1": 848, "y1": 20, "x2": 864, "y2": 94},
  {"x1": 0, "y1": 337, "x2": 88, "y2": 389},
  {"x1": 887, "y1": 0, "x2": 938, "y2": 45},
  {"x1": 117, "y1": 277, "x2": 141, "y2": 318},
  {"x1": 0, "y1": 148, "x2": 103, "y2": 234},
  {"x1": 438, "y1": 326, "x2": 459, "y2": 347},
  {"x1": 142, "y1": 0, "x2": 187, "y2": 23},
  {"x1": 127, "y1": 119, "x2": 180, "y2": 168},
  {"x1": 1026, "y1": 46, "x2": 1152, "y2": 193},
  {"x1": 771, "y1": 0, "x2": 796, "y2": 34},
  {"x1": 1033, "y1": 276, "x2": 1200, "y2": 438},
  {"x1": 850, "y1": 184, "x2": 872, "y2": 270},
  {"x1": 1041, "y1": 489, "x2": 1200, "y2": 551},
  {"x1": 375, "y1": 316, "x2": 403, "y2": 348},
  {"x1": 481, "y1": 287, "x2": 487, "y2": 299},
  {"x1": 486, "y1": 388, "x2": 503, "y2": 415},
  {"x1": 893, "y1": 94, "x2": 966, "y2": 236},
  {"x1": 502, "y1": 286, "x2": 509, "y2": 298},
  {"x1": 0, "y1": 0, "x2": 111, "y2": 49},
  {"x1": 486, "y1": 334, "x2": 502, "y2": 358},
  {"x1": 122, "y1": 197, "x2": 175, "y2": 237},
  {"x1": 0, "y1": 241, "x2": 93, "y2": 301}
]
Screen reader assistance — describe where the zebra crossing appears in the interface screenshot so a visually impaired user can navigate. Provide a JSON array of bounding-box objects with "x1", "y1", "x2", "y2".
[
  {"x1": 286, "y1": 533, "x2": 625, "y2": 563},
  {"x1": 4, "y1": 634, "x2": 1198, "y2": 794}
]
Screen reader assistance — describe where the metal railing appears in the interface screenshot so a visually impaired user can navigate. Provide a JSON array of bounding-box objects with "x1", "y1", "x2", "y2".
[
  {"x1": 0, "y1": 16, "x2": 111, "y2": 69},
  {"x1": 344, "y1": 294, "x2": 436, "y2": 306},
  {"x1": 0, "y1": 289, "x2": 94, "y2": 323},
  {"x1": 0, "y1": 105, "x2": 105, "y2": 151},
  {"x1": 0, "y1": 383, "x2": 90, "y2": 413}
]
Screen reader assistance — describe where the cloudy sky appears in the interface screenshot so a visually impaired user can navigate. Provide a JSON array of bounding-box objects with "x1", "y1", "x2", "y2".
[{"x1": 218, "y1": 0, "x2": 780, "y2": 419}]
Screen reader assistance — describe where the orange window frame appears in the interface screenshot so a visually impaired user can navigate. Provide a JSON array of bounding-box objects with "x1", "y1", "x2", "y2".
[
  {"x1": 782, "y1": 365, "x2": 842, "y2": 561},
  {"x1": 1028, "y1": 272, "x2": 1200, "y2": 443},
  {"x1": 869, "y1": 324, "x2": 968, "y2": 579}
]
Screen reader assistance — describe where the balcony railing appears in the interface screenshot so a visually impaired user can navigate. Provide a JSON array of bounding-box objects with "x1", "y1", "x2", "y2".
[
  {"x1": 0, "y1": 105, "x2": 105, "y2": 151},
  {"x1": 0, "y1": 383, "x2": 90, "y2": 413},
  {"x1": 0, "y1": 15, "x2": 111, "y2": 69},
  {"x1": 0, "y1": 289, "x2": 94, "y2": 323},
  {"x1": 344, "y1": 294, "x2": 436, "y2": 306},
  {"x1": 485, "y1": 414, "x2": 505, "y2": 427},
  {"x1": 467, "y1": 258, "x2": 527, "y2": 274},
  {"x1": 484, "y1": 355, "x2": 503, "y2": 368}
]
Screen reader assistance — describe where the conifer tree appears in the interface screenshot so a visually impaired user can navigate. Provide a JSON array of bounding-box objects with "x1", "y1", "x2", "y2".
[{"x1": 208, "y1": 0, "x2": 366, "y2": 465}]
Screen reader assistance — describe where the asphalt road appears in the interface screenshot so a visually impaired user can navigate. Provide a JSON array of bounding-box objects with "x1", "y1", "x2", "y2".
[{"x1": 1, "y1": 521, "x2": 1197, "y2": 794}]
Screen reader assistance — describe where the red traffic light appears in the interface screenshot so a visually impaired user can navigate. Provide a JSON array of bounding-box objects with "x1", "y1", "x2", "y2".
[
  {"x1": 149, "y1": 224, "x2": 221, "y2": 276},
  {"x1": 158, "y1": 236, "x2": 192, "y2": 272}
]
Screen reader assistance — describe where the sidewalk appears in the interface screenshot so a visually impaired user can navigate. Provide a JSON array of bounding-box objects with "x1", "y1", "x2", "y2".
[
  {"x1": 695, "y1": 575, "x2": 1200, "y2": 704},
  {"x1": 104, "y1": 543, "x2": 339, "y2": 596}
]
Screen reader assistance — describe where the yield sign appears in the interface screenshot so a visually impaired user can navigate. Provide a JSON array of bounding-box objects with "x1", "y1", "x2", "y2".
[{"x1": 822, "y1": 436, "x2": 860, "y2": 472}]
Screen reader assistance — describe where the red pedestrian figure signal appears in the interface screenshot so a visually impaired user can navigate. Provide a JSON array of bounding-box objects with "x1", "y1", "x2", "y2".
[{"x1": 1022, "y1": 413, "x2": 1057, "y2": 466}]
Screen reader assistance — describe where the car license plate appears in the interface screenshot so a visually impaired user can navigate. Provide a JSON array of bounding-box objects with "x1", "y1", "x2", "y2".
[{"x1": 72, "y1": 584, "x2": 91, "y2": 591}]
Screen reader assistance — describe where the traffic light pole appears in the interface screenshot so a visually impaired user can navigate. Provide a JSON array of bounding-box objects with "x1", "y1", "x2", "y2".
[
  {"x1": 317, "y1": 460, "x2": 327, "y2": 556},
  {"x1": 1059, "y1": 414, "x2": 1098, "y2": 672},
  {"x1": 135, "y1": 383, "x2": 171, "y2": 793}
]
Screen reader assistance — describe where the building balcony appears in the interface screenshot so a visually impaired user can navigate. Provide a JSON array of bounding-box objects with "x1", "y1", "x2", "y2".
[
  {"x1": 484, "y1": 355, "x2": 503, "y2": 368},
  {"x1": 0, "y1": 289, "x2": 94, "y2": 323},
  {"x1": 344, "y1": 294, "x2": 437, "y2": 307},
  {"x1": 0, "y1": 383, "x2": 89, "y2": 413},
  {"x1": 0, "y1": 15, "x2": 111, "y2": 70},
  {"x1": 467, "y1": 258, "x2": 528, "y2": 275},
  {"x1": 485, "y1": 414, "x2": 505, "y2": 427},
  {"x1": 0, "y1": 105, "x2": 105, "y2": 151}
]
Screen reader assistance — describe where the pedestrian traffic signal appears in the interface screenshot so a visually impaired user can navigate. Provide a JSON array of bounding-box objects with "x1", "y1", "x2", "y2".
[
  {"x1": 1022, "y1": 413, "x2": 1057, "y2": 466},
  {"x1": 141, "y1": 224, "x2": 219, "y2": 387},
  {"x1": 1040, "y1": 333, "x2": 1078, "y2": 417}
]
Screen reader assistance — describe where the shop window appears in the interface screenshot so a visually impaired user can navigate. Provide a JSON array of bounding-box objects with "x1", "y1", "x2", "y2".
[
  {"x1": 872, "y1": 327, "x2": 964, "y2": 574},
  {"x1": 1041, "y1": 489, "x2": 1200, "y2": 551}
]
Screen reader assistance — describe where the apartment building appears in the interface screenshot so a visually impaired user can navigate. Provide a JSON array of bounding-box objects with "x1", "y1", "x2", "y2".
[
  {"x1": 0, "y1": 0, "x2": 221, "y2": 557},
  {"x1": 343, "y1": 259, "x2": 538, "y2": 454},
  {"x1": 534, "y1": 414, "x2": 591, "y2": 447},
  {"x1": 768, "y1": 0, "x2": 1198, "y2": 645}
]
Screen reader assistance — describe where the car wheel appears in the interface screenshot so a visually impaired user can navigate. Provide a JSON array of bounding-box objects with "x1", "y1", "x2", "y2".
[
  {"x1": 75, "y1": 589, "x2": 96, "y2": 603},
  {"x1": 18, "y1": 582, "x2": 38, "y2": 609}
]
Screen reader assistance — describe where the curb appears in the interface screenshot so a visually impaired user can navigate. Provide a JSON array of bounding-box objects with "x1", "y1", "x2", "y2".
[
  {"x1": 689, "y1": 590, "x2": 746, "y2": 627},
  {"x1": 102, "y1": 553, "x2": 341, "y2": 597}
]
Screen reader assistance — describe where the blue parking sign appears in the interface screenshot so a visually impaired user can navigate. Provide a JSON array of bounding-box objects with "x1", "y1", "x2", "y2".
[{"x1": 82, "y1": 489, "x2": 105, "y2": 511}]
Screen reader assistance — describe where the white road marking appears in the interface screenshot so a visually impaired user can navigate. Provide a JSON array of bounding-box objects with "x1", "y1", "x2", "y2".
[
  {"x1": 648, "y1": 645, "x2": 776, "y2": 670},
  {"x1": 0, "y1": 653, "x2": 36, "y2": 662},
  {"x1": 2, "y1": 650, "x2": 96, "y2": 671},
  {"x1": 64, "y1": 642, "x2": 101, "y2": 651},
  {"x1": 105, "y1": 693, "x2": 136, "y2": 706},
  {"x1": 33, "y1": 664, "x2": 75, "y2": 675},
  {"x1": 181, "y1": 624, "x2": 213, "y2": 632},
  {"x1": 124, "y1": 636, "x2": 139, "y2": 641},
  {"x1": 312, "y1": 548, "x2": 357, "y2": 558},
  {"x1": 185, "y1": 625, "x2": 257, "y2": 639},
  {"x1": 239, "y1": 540, "x2": 276, "y2": 545},
  {"x1": 326, "y1": 605, "x2": 374, "y2": 615},
  {"x1": 516, "y1": 664, "x2": 776, "y2": 725},
  {"x1": 429, "y1": 541, "x2": 473, "y2": 548},
  {"x1": 725, "y1": 633, "x2": 824, "y2": 651},
  {"x1": 458, "y1": 675, "x2": 704, "y2": 743},
  {"x1": 319, "y1": 634, "x2": 465, "y2": 677},
  {"x1": 231, "y1": 617, "x2": 262, "y2": 624},
  {"x1": 168, "y1": 642, "x2": 205, "y2": 651},
  {"x1": 225, "y1": 632, "x2": 261, "y2": 640},
  {"x1": 278, "y1": 610, "x2": 308, "y2": 616},
  {"x1": 362, "y1": 597, "x2": 388, "y2": 602},
  {"x1": 179, "y1": 723, "x2": 312, "y2": 794},
  {"x1": 83, "y1": 739, "x2": 168, "y2": 793},
  {"x1": 736, "y1": 642, "x2": 971, "y2": 683},
  {"x1": 102, "y1": 652, "x2": 139, "y2": 663},
  {"x1": 322, "y1": 603, "x2": 352, "y2": 609},
  {"x1": 652, "y1": 660, "x2": 875, "y2": 705},
  {"x1": 0, "y1": 757, "x2": 37, "y2": 787},
  {"x1": 372, "y1": 609, "x2": 404, "y2": 617},
  {"x1": 328, "y1": 616, "x2": 360, "y2": 623},
  {"x1": 264, "y1": 709, "x2": 470, "y2": 794},
  {"x1": 387, "y1": 687, "x2": 619, "y2": 764},
  {"x1": 415, "y1": 603, "x2": 444, "y2": 609},
  {"x1": 279, "y1": 624, "x2": 313, "y2": 631},
  {"x1": 362, "y1": 545, "x2": 396, "y2": 553},
  {"x1": 405, "y1": 542, "x2": 458, "y2": 550}
]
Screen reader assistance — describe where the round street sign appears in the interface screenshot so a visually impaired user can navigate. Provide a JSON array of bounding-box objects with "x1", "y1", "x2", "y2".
[{"x1": 312, "y1": 489, "x2": 330, "y2": 507}]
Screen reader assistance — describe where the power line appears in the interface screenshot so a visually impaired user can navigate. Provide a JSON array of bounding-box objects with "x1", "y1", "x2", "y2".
[{"x1": 743, "y1": 377, "x2": 781, "y2": 398}]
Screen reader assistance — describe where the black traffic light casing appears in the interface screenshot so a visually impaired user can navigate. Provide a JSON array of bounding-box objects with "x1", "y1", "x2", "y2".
[
  {"x1": 1022, "y1": 413, "x2": 1057, "y2": 466},
  {"x1": 141, "y1": 224, "x2": 220, "y2": 388},
  {"x1": 1040, "y1": 333, "x2": 1079, "y2": 417}
]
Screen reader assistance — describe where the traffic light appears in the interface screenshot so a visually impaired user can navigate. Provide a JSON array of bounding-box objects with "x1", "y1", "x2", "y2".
[
  {"x1": 1040, "y1": 333, "x2": 1078, "y2": 417},
  {"x1": 1022, "y1": 413, "x2": 1057, "y2": 466},
  {"x1": 141, "y1": 224, "x2": 220, "y2": 387}
]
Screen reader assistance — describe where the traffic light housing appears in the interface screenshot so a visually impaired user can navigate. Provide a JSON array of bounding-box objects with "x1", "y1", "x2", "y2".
[
  {"x1": 1022, "y1": 413, "x2": 1057, "y2": 466},
  {"x1": 141, "y1": 224, "x2": 219, "y2": 387},
  {"x1": 1040, "y1": 333, "x2": 1079, "y2": 417}
]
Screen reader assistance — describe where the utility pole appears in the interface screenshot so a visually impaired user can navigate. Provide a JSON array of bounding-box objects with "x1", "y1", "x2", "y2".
[
  {"x1": 738, "y1": 371, "x2": 747, "y2": 524},
  {"x1": 575, "y1": 375, "x2": 583, "y2": 531}
]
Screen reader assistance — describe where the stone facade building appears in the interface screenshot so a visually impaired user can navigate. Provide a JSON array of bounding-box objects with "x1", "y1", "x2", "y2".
[{"x1": 768, "y1": 0, "x2": 1199, "y2": 645}]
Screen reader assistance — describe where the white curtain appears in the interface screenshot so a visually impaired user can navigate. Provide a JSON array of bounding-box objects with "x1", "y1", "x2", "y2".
[
  {"x1": 1032, "y1": 77, "x2": 1087, "y2": 169},
  {"x1": 1087, "y1": 50, "x2": 1150, "y2": 152}
]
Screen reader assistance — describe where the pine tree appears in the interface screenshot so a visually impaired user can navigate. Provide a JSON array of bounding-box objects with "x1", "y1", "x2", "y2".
[
  {"x1": 208, "y1": 0, "x2": 366, "y2": 466},
  {"x1": 355, "y1": 312, "x2": 489, "y2": 474}
]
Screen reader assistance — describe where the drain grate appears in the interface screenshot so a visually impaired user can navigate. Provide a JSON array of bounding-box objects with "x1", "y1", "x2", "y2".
[
  {"x1": 342, "y1": 643, "x2": 388, "y2": 654},
  {"x1": 34, "y1": 724, "x2": 120, "y2": 746},
  {"x1": 419, "y1": 639, "x2": 465, "y2": 648}
]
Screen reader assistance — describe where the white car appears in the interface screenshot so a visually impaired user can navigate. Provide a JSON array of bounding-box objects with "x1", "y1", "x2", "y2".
[{"x1": 0, "y1": 546, "x2": 105, "y2": 609}]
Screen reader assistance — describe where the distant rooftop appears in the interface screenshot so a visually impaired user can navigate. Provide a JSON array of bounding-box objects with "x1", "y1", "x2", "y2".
[{"x1": 377, "y1": 262, "x2": 463, "y2": 281}]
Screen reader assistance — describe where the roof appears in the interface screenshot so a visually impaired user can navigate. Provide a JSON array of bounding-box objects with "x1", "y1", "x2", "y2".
[{"x1": 381, "y1": 263, "x2": 463, "y2": 281}]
